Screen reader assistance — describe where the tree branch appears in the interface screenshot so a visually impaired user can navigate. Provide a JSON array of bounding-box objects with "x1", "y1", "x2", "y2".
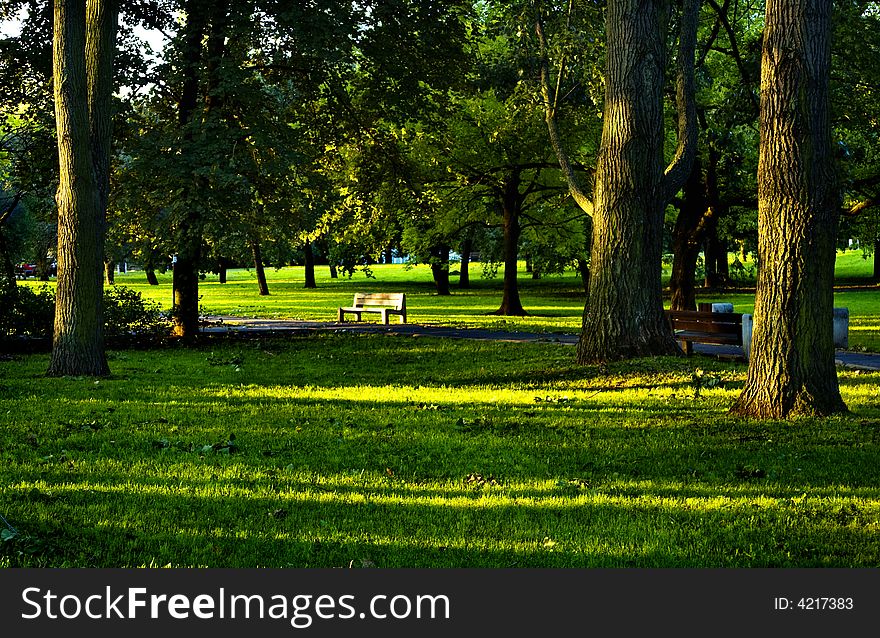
[{"x1": 535, "y1": 12, "x2": 593, "y2": 216}]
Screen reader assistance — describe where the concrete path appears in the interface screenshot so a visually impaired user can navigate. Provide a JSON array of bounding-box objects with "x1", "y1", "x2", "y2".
[{"x1": 203, "y1": 315, "x2": 880, "y2": 371}]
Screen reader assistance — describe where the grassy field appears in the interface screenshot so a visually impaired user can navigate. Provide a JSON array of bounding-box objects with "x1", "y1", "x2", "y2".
[
  {"x1": 2, "y1": 336, "x2": 879, "y2": 567},
  {"x1": 32, "y1": 249, "x2": 874, "y2": 350}
]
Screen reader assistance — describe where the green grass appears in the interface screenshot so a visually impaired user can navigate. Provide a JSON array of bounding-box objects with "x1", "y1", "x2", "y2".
[
  {"x1": 2, "y1": 336, "x2": 879, "y2": 567},
  {"x1": 25, "y1": 249, "x2": 877, "y2": 348}
]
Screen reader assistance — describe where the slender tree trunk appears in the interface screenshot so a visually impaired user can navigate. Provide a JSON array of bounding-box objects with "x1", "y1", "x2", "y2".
[
  {"x1": 0, "y1": 228, "x2": 17, "y2": 302},
  {"x1": 494, "y1": 175, "x2": 527, "y2": 316},
  {"x1": 217, "y1": 257, "x2": 228, "y2": 284},
  {"x1": 669, "y1": 159, "x2": 708, "y2": 311},
  {"x1": 577, "y1": 258, "x2": 590, "y2": 294},
  {"x1": 459, "y1": 236, "x2": 472, "y2": 289},
  {"x1": 731, "y1": 0, "x2": 846, "y2": 418},
  {"x1": 431, "y1": 244, "x2": 451, "y2": 295},
  {"x1": 873, "y1": 238, "x2": 880, "y2": 281},
  {"x1": 716, "y1": 239, "x2": 729, "y2": 282},
  {"x1": 48, "y1": 0, "x2": 112, "y2": 377},
  {"x1": 384, "y1": 245, "x2": 394, "y2": 265},
  {"x1": 145, "y1": 268, "x2": 159, "y2": 286},
  {"x1": 251, "y1": 240, "x2": 269, "y2": 295},
  {"x1": 0, "y1": 196, "x2": 21, "y2": 299},
  {"x1": 303, "y1": 240, "x2": 316, "y2": 289},
  {"x1": 703, "y1": 149, "x2": 728, "y2": 288},
  {"x1": 104, "y1": 259, "x2": 115, "y2": 285},
  {"x1": 37, "y1": 256, "x2": 51, "y2": 281},
  {"x1": 329, "y1": 263, "x2": 338, "y2": 279}
]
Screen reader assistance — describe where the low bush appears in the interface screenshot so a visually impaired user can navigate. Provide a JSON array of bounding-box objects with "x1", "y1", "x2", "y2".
[
  {"x1": 103, "y1": 285, "x2": 170, "y2": 337},
  {"x1": 0, "y1": 284, "x2": 55, "y2": 338},
  {"x1": 0, "y1": 284, "x2": 170, "y2": 340}
]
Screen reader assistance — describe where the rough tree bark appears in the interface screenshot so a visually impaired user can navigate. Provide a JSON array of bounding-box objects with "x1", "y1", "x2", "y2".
[
  {"x1": 577, "y1": 0, "x2": 700, "y2": 362},
  {"x1": 538, "y1": 0, "x2": 701, "y2": 361},
  {"x1": 48, "y1": 0, "x2": 115, "y2": 377},
  {"x1": 730, "y1": 0, "x2": 846, "y2": 418},
  {"x1": 104, "y1": 259, "x2": 115, "y2": 284}
]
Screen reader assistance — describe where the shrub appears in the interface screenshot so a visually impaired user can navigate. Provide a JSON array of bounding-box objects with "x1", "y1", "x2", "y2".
[
  {"x1": 103, "y1": 285, "x2": 170, "y2": 337},
  {"x1": 0, "y1": 284, "x2": 170, "y2": 340},
  {"x1": 0, "y1": 284, "x2": 55, "y2": 338}
]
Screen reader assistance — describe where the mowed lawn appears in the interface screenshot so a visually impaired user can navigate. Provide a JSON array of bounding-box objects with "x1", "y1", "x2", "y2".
[
  {"x1": 36, "y1": 249, "x2": 876, "y2": 350},
  {"x1": 1, "y1": 336, "x2": 879, "y2": 568}
]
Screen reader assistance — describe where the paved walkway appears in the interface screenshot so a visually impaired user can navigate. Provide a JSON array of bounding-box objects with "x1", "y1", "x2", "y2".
[{"x1": 203, "y1": 315, "x2": 880, "y2": 371}]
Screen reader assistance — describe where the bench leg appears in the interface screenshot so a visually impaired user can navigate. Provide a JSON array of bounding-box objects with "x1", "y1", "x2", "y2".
[
  {"x1": 337, "y1": 308, "x2": 344, "y2": 322},
  {"x1": 679, "y1": 340, "x2": 693, "y2": 356},
  {"x1": 381, "y1": 310, "x2": 389, "y2": 325},
  {"x1": 399, "y1": 313, "x2": 406, "y2": 324}
]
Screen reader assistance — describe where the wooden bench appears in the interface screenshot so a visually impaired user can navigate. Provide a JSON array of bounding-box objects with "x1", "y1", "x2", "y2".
[
  {"x1": 665, "y1": 309, "x2": 743, "y2": 355},
  {"x1": 337, "y1": 293, "x2": 407, "y2": 325}
]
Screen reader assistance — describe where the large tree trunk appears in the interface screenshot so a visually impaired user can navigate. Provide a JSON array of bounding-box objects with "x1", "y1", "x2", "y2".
[
  {"x1": 431, "y1": 244, "x2": 451, "y2": 295},
  {"x1": 171, "y1": 1, "x2": 207, "y2": 337},
  {"x1": 48, "y1": 0, "x2": 113, "y2": 377},
  {"x1": 731, "y1": 0, "x2": 846, "y2": 419},
  {"x1": 172, "y1": 234, "x2": 201, "y2": 334},
  {"x1": 493, "y1": 175, "x2": 527, "y2": 316},
  {"x1": 458, "y1": 235, "x2": 472, "y2": 289},
  {"x1": 303, "y1": 240, "x2": 316, "y2": 289},
  {"x1": 538, "y1": 0, "x2": 699, "y2": 362},
  {"x1": 250, "y1": 240, "x2": 269, "y2": 295},
  {"x1": 577, "y1": 1, "x2": 698, "y2": 362}
]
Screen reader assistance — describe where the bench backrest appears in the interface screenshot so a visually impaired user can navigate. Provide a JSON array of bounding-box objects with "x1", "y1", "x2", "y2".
[
  {"x1": 352, "y1": 292, "x2": 405, "y2": 310},
  {"x1": 665, "y1": 310, "x2": 742, "y2": 334}
]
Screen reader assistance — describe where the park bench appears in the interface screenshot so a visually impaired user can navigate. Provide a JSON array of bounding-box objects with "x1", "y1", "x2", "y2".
[
  {"x1": 337, "y1": 292, "x2": 407, "y2": 325},
  {"x1": 665, "y1": 308, "x2": 743, "y2": 355}
]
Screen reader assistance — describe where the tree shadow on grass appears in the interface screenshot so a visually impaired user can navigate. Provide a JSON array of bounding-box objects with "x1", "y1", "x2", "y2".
[{"x1": 1, "y1": 484, "x2": 876, "y2": 568}]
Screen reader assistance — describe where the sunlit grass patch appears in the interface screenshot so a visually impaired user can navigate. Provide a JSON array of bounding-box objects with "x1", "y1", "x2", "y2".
[{"x1": 1, "y1": 335, "x2": 879, "y2": 567}]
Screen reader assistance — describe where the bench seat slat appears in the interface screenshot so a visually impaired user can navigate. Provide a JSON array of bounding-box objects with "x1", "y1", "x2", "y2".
[
  {"x1": 669, "y1": 320, "x2": 741, "y2": 334},
  {"x1": 674, "y1": 330, "x2": 742, "y2": 345},
  {"x1": 666, "y1": 311, "x2": 741, "y2": 322}
]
